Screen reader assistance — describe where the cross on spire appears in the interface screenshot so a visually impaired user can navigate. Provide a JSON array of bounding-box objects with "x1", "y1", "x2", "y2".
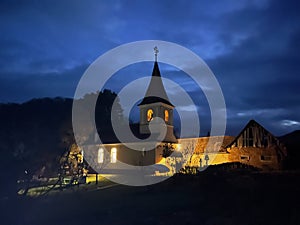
[{"x1": 154, "y1": 46, "x2": 159, "y2": 62}]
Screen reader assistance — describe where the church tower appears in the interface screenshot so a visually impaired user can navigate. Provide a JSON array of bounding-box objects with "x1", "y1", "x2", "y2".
[{"x1": 138, "y1": 47, "x2": 177, "y2": 143}]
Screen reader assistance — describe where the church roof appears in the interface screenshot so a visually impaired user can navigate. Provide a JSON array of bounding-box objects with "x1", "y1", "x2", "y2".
[
  {"x1": 87, "y1": 123, "x2": 178, "y2": 145},
  {"x1": 138, "y1": 61, "x2": 174, "y2": 107},
  {"x1": 96, "y1": 123, "x2": 150, "y2": 144}
]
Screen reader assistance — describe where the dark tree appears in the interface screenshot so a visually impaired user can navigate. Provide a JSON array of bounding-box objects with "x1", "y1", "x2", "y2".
[
  {"x1": 59, "y1": 143, "x2": 88, "y2": 185},
  {"x1": 162, "y1": 143, "x2": 175, "y2": 158},
  {"x1": 0, "y1": 90, "x2": 125, "y2": 195}
]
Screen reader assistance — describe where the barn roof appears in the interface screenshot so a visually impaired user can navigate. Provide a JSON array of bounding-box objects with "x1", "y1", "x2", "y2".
[{"x1": 225, "y1": 119, "x2": 283, "y2": 150}]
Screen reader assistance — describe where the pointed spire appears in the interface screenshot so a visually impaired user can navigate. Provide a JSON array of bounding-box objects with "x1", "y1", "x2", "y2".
[
  {"x1": 152, "y1": 61, "x2": 161, "y2": 77},
  {"x1": 138, "y1": 47, "x2": 173, "y2": 106}
]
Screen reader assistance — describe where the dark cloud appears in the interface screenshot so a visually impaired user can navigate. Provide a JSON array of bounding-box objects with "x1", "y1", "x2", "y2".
[
  {"x1": 0, "y1": 64, "x2": 86, "y2": 103},
  {"x1": 196, "y1": 0, "x2": 300, "y2": 135}
]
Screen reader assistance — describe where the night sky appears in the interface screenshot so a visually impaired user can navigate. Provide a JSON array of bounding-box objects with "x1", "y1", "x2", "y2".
[{"x1": 1, "y1": 0, "x2": 300, "y2": 136}]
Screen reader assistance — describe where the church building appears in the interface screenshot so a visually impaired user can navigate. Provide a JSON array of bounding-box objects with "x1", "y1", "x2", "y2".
[
  {"x1": 83, "y1": 48, "x2": 287, "y2": 176},
  {"x1": 83, "y1": 48, "x2": 178, "y2": 175}
]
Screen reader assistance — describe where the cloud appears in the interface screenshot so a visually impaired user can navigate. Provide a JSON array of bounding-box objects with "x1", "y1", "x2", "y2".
[
  {"x1": 281, "y1": 119, "x2": 300, "y2": 127},
  {"x1": 0, "y1": 0, "x2": 299, "y2": 136},
  {"x1": 236, "y1": 108, "x2": 289, "y2": 119}
]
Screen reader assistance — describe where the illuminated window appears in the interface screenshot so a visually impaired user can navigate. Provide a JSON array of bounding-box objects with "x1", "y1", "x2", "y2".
[
  {"x1": 111, "y1": 148, "x2": 117, "y2": 163},
  {"x1": 147, "y1": 109, "x2": 154, "y2": 122},
  {"x1": 98, "y1": 148, "x2": 104, "y2": 163},
  {"x1": 79, "y1": 150, "x2": 84, "y2": 163},
  {"x1": 164, "y1": 110, "x2": 169, "y2": 122},
  {"x1": 240, "y1": 155, "x2": 250, "y2": 161}
]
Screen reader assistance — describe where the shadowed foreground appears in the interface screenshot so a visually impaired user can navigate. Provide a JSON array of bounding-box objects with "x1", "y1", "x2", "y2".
[{"x1": 2, "y1": 171, "x2": 300, "y2": 225}]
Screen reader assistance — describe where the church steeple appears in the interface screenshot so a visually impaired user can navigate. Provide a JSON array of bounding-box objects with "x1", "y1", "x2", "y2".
[
  {"x1": 138, "y1": 47, "x2": 177, "y2": 143},
  {"x1": 139, "y1": 47, "x2": 173, "y2": 107}
]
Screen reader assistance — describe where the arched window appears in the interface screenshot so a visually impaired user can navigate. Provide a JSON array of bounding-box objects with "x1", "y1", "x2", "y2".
[
  {"x1": 147, "y1": 109, "x2": 154, "y2": 122},
  {"x1": 111, "y1": 148, "x2": 117, "y2": 163},
  {"x1": 98, "y1": 148, "x2": 104, "y2": 163},
  {"x1": 164, "y1": 110, "x2": 169, "y2": 122}
]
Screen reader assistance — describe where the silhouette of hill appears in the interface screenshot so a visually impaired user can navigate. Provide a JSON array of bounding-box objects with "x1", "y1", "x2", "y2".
[
  {"x1": 0, "y1": 90, "x2": 123, "y2": 197},
  {"x1": 1, "y1": 92, "x2": 299, "y2": 197},
  {"x1": 279, "y1": 130, "x2": 300, "y2": 169},
  {"x1": 0, "y1": 98, "x2": 72, "y2": 171}
]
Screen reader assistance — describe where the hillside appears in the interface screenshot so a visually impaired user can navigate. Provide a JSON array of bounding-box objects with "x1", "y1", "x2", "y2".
[
  {"x1": 2, "y1": 171, "x2": 300, "y2": 225},
  {"x1": 0, "y1": 90, "x2": 123, "y2": 197},
  {"x1": 1, "y1": 93, "x2": 299, "y2": 198},
  {"x1": 279, "y1": 130, "x2": 300, "y2": 169}
]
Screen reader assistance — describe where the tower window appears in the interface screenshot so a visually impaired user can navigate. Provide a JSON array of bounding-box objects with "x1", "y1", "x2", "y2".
[
  {"x1": 147, "y1": 109, "x2": 154, "y2": 122},
  {"x1": 164, "y1": 110, "x2": 169, "y2": 122},
  {"x1": 111, "y1": 148, "x2": 117, "y2": 163}
]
